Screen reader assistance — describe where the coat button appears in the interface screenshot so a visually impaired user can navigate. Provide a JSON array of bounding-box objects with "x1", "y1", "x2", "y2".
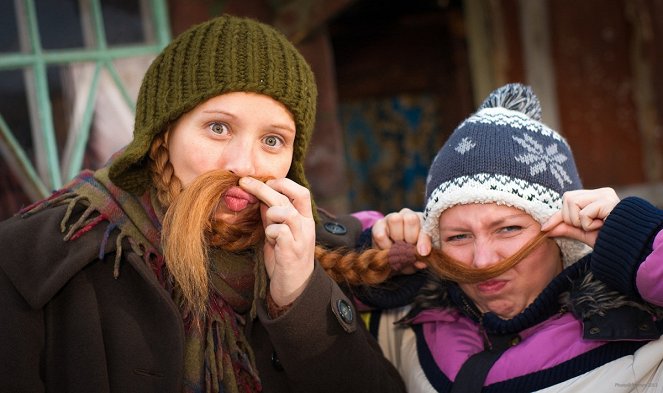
[
  {"x1": 324, "y1": 222, "x2": 347, "y2": 235},
  {"x1": 589, "y1": 327, "x2": 601, "y2": 335},
  {"x1": 271, "y1": 351, "x2": 284, "y2": 371},
  {"x1": 336, "y1": 299, "x2": 354, "y2": 324}
]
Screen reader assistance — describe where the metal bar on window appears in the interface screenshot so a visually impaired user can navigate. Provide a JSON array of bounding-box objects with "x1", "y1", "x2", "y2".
[
  {"x1": 0, "y1": 114, "x2": 48, "y2": 199},
  {"x1": 89, "y1": 0, "x2": 107, "y2": 50},
  {"x1": 18, "y1": 0, "x2": 61, "y2": 189},
  {"x1": 59, "y1": 0, "x2": 104, "y2": 181},
  {"x1": 150, "y1": 0, "x2": 172, "y2": 45},
  {"x1": 104, "y1": 60, "x2": 137, "y2": 112},
  {"x1": 62, "y1": 63, "x2": 101, "y2": 181},
  {"x1": 0, "y1": 45, "x2": 167, "y2": 70}
]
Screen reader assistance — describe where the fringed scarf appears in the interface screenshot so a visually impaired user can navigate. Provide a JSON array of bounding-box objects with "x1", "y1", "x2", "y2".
[{"x1": 21, "y1": 165, "x2": 264, "y2": 393}]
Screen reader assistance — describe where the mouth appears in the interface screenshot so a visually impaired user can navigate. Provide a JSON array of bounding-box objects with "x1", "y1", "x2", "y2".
[
  {"x1": 222, "y1": 186, "x2": 258, "y2": 212},
  {"x1": 476, "y1": 279, "x2": 507, "y2": 294}
]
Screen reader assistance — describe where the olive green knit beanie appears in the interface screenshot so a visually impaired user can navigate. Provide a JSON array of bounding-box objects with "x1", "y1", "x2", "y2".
[{"x1": 109, "y1": 14, "x2": 317, "y2": 196}]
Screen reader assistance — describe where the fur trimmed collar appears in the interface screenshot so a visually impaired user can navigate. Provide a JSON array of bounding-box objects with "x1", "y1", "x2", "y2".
[{"x1": 407, "y1": 257, "x2": 662, "y2": 335}]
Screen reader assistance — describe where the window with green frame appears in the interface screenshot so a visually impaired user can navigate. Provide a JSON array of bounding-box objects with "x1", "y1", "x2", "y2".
[{"x1": 0, "y1": 0, "x2": 171, "y2": 219}]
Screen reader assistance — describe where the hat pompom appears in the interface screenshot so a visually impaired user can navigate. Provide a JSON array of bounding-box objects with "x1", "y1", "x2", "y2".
[{"x1": 478, "y1": 83, "x2": 542, "y2": 121}]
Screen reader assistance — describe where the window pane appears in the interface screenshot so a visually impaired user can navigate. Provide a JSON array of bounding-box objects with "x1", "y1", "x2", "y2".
[
  {"x1": 103, "y1": 0, "x2": 147, "y2": 46},
  {"x1": 0, "y1": 72, "x2": 34, "y2": 218},
  {"x1": 36, "y1": 0, "x2": 84, "y2": 50},
  {"x1": 48, "y1": 64, "x2": 73, "y2": 155},
  {"x1": 0, "y1": 1, "x2": 19, "y2": 53},
  {"x1": 0, "y1": 70, "x2": 32, "y2": 154}
]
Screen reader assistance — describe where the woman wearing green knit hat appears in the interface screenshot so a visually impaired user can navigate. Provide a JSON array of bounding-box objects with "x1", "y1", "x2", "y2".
[{"x1": 0, "y1": 15, "x2": 405, "y2": 393}]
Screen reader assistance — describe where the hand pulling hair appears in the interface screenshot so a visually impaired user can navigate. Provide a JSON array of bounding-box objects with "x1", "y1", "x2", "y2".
[
  {"x1": 317, "y1": 230, "x2": 552, "y2": 285},
  {"x1": 162, "y1": 169, "x2": 553, "y2": 299}
]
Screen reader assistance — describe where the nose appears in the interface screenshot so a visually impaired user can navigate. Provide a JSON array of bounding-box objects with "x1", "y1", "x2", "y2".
[
  {"x1": 221, "y1": 137, "x2": 256, "y2": 177},
  {"x1": 472, "y1": 239, "x2": 501, "y2": 269}
]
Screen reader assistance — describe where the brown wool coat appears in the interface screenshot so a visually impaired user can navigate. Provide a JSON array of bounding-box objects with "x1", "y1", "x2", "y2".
[{"x1": 0, "y1": 204, "x2": 405, "y2": 393}]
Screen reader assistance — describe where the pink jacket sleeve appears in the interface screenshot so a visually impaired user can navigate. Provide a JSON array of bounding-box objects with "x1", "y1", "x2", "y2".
[{"x1": 636, "y1": 230, "x2": 663, "y2": 306}]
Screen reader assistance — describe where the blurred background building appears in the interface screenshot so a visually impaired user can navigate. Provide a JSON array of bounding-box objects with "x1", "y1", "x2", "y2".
[{"x1": 1, "y1": 0, "x2": 662, "y2": 221}]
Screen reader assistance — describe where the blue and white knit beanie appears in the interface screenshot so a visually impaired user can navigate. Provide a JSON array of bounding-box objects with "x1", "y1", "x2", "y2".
[{"x1": 423, "y1": 83, "x2": 590, "y2": 266}]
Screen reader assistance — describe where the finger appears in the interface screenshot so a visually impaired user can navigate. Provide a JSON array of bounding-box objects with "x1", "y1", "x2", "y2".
[
  {"x1": 416, "y1": 230, "x2": 432, "y2": 256},
  {"x1": 577, "y1": 189, "x2": 620, "y2": 230},
  {"x1": 264, "y1": 223, "x2": 279, "y2": 245},
  {"x1": 401, "y1": 210, "x2": 423, "y2": 244},
  {"x1": 544, "y1": 221, "x2": 573, "y2": 238},
  {"x1": 263, "y1": 204, "x2": 293, "y2": 225},
  {"x1": 562, "y1": 193, "x2": 582, "y2": 227},
  {"x1": 264, "y1": 203, "x2": 314, "y2": 245},
  {"x1": 560, "y1": 188, "x2": 620, "y2": 230},
  {"x1": 414, "y1": 261, "x2": 428, "y2": 270},
  {"x1": 398, "y1": 266, "x2": 418, "y2": 275},
  {"x1": 239, "y1": 177, "x2": 288, "y2": 206},
  {"x1": 583, "y1": 218, "x2": 604, "y2": 232},
  {"x1": 371, "y1": 219, "x2": 394, "y2": 250},
  {"x1": 578, "y1": 201, "x2": 604, "y2": 231},
  {"x1": 541, "y1": 211, "x2": 563, "y2": 232},
  {"x1": 384, "y1": 212, "x2": 406, "y2": 242},
  {"x1": 545, "y1": 221, "x2": 598, "y2": 248},
  {"x1": 265, "y1": 178, "x2": 313, "y2": 219},
  {"x1": 264, "y1": 222, "x2": 294, "y2": 246},
  {"x1": 239, "y1": 177, "x2": 313, "y2": 218}
]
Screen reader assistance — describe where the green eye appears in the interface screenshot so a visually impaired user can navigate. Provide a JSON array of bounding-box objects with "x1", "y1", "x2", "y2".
[
  {"x1": 210, "y1": 122, "x2": 228, "y2": 134},
  {"x1": 265, "y1": 136, "x2": 279, "y2": 147}
]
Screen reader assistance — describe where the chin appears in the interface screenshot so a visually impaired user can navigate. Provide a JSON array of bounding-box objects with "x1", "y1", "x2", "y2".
[
  {"x1": 485, "y1": 304, "x2": 522, "y2": 320},
  {"x1": 495, "y1": 311, "x2": 517, "y2": 320}
]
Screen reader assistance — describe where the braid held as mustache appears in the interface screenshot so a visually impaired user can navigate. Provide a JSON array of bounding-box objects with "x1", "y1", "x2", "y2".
[
  {"x1": 162, "y1": 169, "x2": 551, "y2": 290},
  {"x1": 161, "y1": 170, "x2": 268, "y2": 316},
  {"x1": 316, "y1": 230, "x2": 551, "y2": 285},
  {"x1": 161, "y1": 170, "x2": 395, "y2": 287},
  {"x1": 423, "y1": 231, "x2": 550, "y2": 283}
]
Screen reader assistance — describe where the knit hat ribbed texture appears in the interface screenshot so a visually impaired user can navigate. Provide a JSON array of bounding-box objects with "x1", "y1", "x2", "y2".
[
  {"x1": 109, "y1": 14, "x2": 317, "y2": 195},
  {"x1": 423, "y1": 83, "x2": 590, "y2": 266}
]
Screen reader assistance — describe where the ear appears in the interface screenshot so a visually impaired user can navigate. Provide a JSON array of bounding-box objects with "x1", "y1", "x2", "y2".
[{"x1": 163, "y1": 127, "x2": 171, "y2": 146}]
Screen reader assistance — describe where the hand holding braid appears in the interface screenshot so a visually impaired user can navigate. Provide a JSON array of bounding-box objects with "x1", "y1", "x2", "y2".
[
  {"x1": 315, "y1": 230, "x2": 552, "y2": 285},
  {"x1": 154, "y1": 169, "x2": 564, "y2": 290}
]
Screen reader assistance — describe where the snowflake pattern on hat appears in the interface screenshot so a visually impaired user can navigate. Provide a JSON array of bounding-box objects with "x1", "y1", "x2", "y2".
[
  {"x1": 512, "y1": 133, "x2": 572, "y2": 188},
  {"x1": 455, "y1": 137, "x2": 476, "y2": 154}
]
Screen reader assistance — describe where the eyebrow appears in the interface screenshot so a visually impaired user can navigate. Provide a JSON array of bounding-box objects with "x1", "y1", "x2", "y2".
[
  {"x1": 271, "y1": 124, "x2": 296, "y2": 134},
  {"x1": 440, "y1": 212, "x2": 530, "y2": 232},
  {"x1": 202, "y1": 110, "x2": 235, "y2": 117}
]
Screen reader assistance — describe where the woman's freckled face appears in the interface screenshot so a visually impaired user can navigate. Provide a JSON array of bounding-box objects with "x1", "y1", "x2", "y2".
[{"x1": 167, "y1": 92, "x2": 296, "y2": 223}]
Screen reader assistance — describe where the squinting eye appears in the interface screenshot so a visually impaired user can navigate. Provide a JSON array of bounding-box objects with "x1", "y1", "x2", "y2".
[
  {"x1": 209, "y1": 122, "x2": 228, "y2": 135},
  {"x1": 264, "y1": 135, "x2": 280, "y2": 147},
  {"x1": 447, "y1": 234, "x2": 467, "y2": 242}
]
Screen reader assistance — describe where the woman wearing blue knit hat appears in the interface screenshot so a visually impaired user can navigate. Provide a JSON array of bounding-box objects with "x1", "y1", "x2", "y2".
[{"x1": 365, "y1": 83, "x2": 663, "y2": 392}]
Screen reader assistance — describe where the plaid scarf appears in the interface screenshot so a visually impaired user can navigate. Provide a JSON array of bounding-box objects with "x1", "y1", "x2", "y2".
[{"x1": 22, "y1": 164, "x2": 263, "y2": 393}]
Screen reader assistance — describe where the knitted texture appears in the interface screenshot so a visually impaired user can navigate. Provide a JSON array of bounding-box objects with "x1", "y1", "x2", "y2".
[
  {"x1": 422, "y1": 83, "x2": 588, "y2": 266},
  {"x1": 387, "y1": 240, "x2": 418, "y2": 272},
  {"x1": 591, "y1": 197, "x2": 663, "y2": 298},
  {"x1": 109, "y1": 15, "x2": 317, "y2": 196}
]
